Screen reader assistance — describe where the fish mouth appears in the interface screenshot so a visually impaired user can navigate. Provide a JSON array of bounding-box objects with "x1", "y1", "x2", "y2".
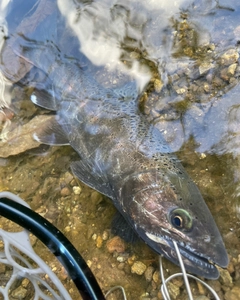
[{"x1": 142, "y1": 231, "x2": 228, "y2": 279}]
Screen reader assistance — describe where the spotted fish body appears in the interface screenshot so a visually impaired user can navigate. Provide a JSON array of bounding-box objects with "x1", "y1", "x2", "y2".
[{"x1": 0, "y1": 0, "x2": 228, "y2": 279}]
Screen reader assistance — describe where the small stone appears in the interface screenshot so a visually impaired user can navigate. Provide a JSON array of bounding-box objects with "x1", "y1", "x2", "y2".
[
  {"x1": 227, "y1": 63, "x2": 237, "y2": 76},
  {"x1": 106, "y1": 236, "x2": 126, "y2": 253},
  {"x1": 203, "y1": 83, "x2": 210, "y2": 93},
  {"x1": 60, "y1": 187, "x2": 71, "y2": 196},
  {"x1": 225, "y1": 286, "x2": 240, "y2": 300},
  {"x1": 96, "y1": 235, "x2": 103, "y2": 248},
  {"x1": 87, "y1": 260, "x2": 92, "y2": 268},
  {"x1": 219, "y1": 268, "x2": 233, "y2": 286},
  {"x1": 102, "y1": 230, "x2": 109, "y2": 240},
  {"x1": 131, "y1": 261, "x2": 147, "y2": 275},
  {"x1": 118, "y1": 262, "x2": 125, "y2": 270},
  {"x1": 199, "y1": 62, "x2": 214, "y2": 75},
  {"x1": 73, "y1": 186, "x2": 82, "y2": 195},
  {"x1": 220, "y1": 49, "x2": 239, "y2": 66},
  {"x1": 167, "y1": 282, "x2": 180, "y2": 299},
  {"x1": 117, "y1": 253, "x2": 128, "y2": 262},
  {"x1": 144, "y1": 266, "x2": 155, "y2": 282},
  {"x1": 21, "y1": 278, "x2": 29, "y2": 288},
  {"x1": 128, "y1": 255, "x2": 137, "y2": 265},
  {"x1": 11, "y1": 286, "x2": 28, "y2": 299},
  {"x1": 196, "y1": 280, "x2": 207, "y2": 295},
  {"x1": 92, "y1": 233, "x2": 97, "y2": 240},
  {"x1": 154, "y1": 78, "x2": 163, "y2": 93},
  {"x1": 152, "y1": 271, "x2": 160, "y2": 283},
  {"x1": 175, "y1": 87, "x2": 186, "y2": 94},
  {"x1": 195, "y1": 296, "x2": 209, "y2": 300},
  {"x1": 91, "y1": 191, "x2": 102, "y2": 204}
]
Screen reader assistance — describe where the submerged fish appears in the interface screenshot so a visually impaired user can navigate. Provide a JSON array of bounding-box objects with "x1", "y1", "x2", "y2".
[{"x1": 0, "y1": 0, "x2": 228, "y2": 279}]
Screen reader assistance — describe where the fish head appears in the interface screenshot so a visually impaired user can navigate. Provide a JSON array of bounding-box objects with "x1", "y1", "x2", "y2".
[{"x1": 120, "y1": 169, "x2": 228, "y2": 279}]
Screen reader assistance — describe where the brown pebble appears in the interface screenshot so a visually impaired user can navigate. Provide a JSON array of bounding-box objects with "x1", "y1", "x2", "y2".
[
  {"x1": 131, "y1": 261, "x2": 147, "y2": 275},
  {"x1": 60, "y1": 187, "x2": 71, "y2": 196},
  {"x1": 96, "y1": 236, "x2": 103, "y2": 248},
  {"x1": 196, "y1": 280, "x2": 207, "y2": 295},
  {"x1": 106, "y1": 236, "x2": 126, "y2": 253},
  {"x1": 225, "y1": 286, "x2": 240, "y2": 300},
  {"x1": 144, "y1": 266, "x2": 155, "y2": 282},
  {"x1": 219, "y1": 268, "x2": 233, "y2": 286},
  {"x1": 220, "y1": 49, "x2": 239, "y2": 66},
  {"x1": 152, "y1": 271, "x2": 160, "y2": 283}
]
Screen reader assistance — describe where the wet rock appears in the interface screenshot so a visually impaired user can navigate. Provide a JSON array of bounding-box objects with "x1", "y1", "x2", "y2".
[
  {"x1": 152, "y1": 271, "x2": 160, "y2": 283},
  {"x1": 220, "y1": 49, "x2": 239, "y2": 66},
  {"x1": 116, "y1": 253, "x2": 129, "y2": 262},
  {"x1": 106, "y1": 236, "x2": 126, "y2": 253},
  {"x1": 199, "y1": 62, "x2": 214, "y2": 75},
  {"x1": 96, "y1": 235, "x2": 103, "y2": 248},
  {"x1": 224, "y1": 286, "x2": 240, "y2": 300},
  {"x1": 11, "y1": 286, "x2": 28, "y2": 299},
  {"x1": 196, "y1": 280, "x2": 207, "y2": 295},
  {"x1": 227, "y1": 63, "x2": 237, "y2": 76},
  {"x1": 73, "y1": 186, "x2": 81, "y2": 195},
  {"x1": 131, "y1": 261, "x2": 147, "y2": 275},
  {"x1": 144, "y1": 266, "x2": 155, "y2": 282},
  {"x1": 219, "y1": 268, "x2": 233, "y2": 286},
  {"x1": 60, "y1": 187, "x2": 71, "y2": 196},
  {"x1": 102, "y1": 230, "x2": 109, "y2": 240},
  {"x1": 154, "y1": 78, "x2": 163, "y2": 93},
  {"x1": 167, "y1": 281, "x2": 180, "y2": 299},
  {"x1": 195, "y1": 296, "x2": 210, "y2": 300},
  {"x1": 0, "y1": 115, "x2": 52, "y2": 158},
  {"x1": 91, "y1": 191, "x2": 102, "y2": 204}
]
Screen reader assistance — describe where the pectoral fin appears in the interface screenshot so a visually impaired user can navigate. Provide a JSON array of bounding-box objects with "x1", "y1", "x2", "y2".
[
  {"x1": 71, "y1": 160, "x2": 114, "y2": 199},
  {"x1": 33, "y1": 116, "x2": 69, "y2": 145},
  {"x1": 111, "y1": 212, "x2": 139, "y2": 243}
]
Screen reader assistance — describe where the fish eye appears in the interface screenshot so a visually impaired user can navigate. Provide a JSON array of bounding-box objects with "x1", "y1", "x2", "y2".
[{"x1": 169, "y1": 208, "x2": 193, "y2": 231}]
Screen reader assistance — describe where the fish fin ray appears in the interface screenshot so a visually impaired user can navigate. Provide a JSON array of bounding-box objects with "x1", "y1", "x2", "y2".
[
  {"x1": 31, "y1": 86, "x2": 58, "y2": 111},
  {"x1": 71, "y1": 160, "x2": 114, "y2": 198},
  {"x1": 33, "y1": 116, "x2": 69, "y2": 145},
  {"x1": 111, "y1": 212, "x2": 139, "y2": 243}
]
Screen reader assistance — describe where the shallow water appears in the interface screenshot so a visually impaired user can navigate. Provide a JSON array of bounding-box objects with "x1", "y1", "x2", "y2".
[{"x1": 0, "y1": 0, "x2": 240, "y2": 299}]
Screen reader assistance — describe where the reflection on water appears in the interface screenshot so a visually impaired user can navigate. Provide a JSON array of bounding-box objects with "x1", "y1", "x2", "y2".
[{"x1": 0, "y1": 0, "x2": 240, "y2": 298}]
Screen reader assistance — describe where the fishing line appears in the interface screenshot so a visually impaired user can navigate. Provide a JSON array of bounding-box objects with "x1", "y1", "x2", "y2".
[{"x1": 159, "y1": 245, "x2": 221, "y2": 300}]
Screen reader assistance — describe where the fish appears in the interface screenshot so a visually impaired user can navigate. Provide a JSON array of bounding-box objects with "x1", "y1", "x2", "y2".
[{"x1": 0, "y1": 0, "x2": 228, "y2": 279}]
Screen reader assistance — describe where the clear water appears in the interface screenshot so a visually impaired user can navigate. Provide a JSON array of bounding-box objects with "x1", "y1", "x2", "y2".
[{"x1": 0, "y1": 0, "x2": 240, "y2": 299}]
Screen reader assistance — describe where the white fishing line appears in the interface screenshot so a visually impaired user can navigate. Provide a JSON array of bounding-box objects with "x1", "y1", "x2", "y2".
[{"x1": 159, "y1": 242, "x2": 221, "y2": 300}]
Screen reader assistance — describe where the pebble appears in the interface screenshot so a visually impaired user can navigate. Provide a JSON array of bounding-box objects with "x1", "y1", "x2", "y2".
[
  {"x1": 154, "y1": 78, "x2": 163, "y2": 93},
  {"x1": 152, "y1": 271, "x2": 160, "y2": 283},
  {"x1": 219, "y1": 268, "x2": 233, "y2": 286},
  {"x1": 102, "y1": 230, "x2": 109, "y2": 240},
  {"x1": 106, "y1": 236, "x2": 126, "y2": 253},
  {"x1": 96, "y1": 235, "x2": 103, "y2": 248},
  {"x1": 196, "y1": 280, "x2": 207, "y2": 295},
  {"x1": 224, "y1": 286, "x2": 240, "y2": 300},
  {"x1": 60, "y1": 187, "x2": 71, "y2": 196},
  {"x1": 199, "y1": 62, "x2": 214, "y2": 75},
  {"x1": 227, "y1": 63, "x2": 237, "y2": 76},
  {"x1": 131, "y1": 261, "x2": 147, "y2": 275},
  {"x1": 195, "y1": 296, "x2": 210, "y2": 300},
  {"x1": 11, "y1": 286, "x2": 28, "y2": 299},
  {"x1": 220, "y1": 49, "x2": 239, "y2": 66},
  {"x1": 167, "y1": 282, "x2": 180, "y2": 299},
  {"x1": 73, "y1": 186, "x2": 81, "y2": 195},
  {"x1": 144, "y1": 266, "x2": 155, "y2": 282}
]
